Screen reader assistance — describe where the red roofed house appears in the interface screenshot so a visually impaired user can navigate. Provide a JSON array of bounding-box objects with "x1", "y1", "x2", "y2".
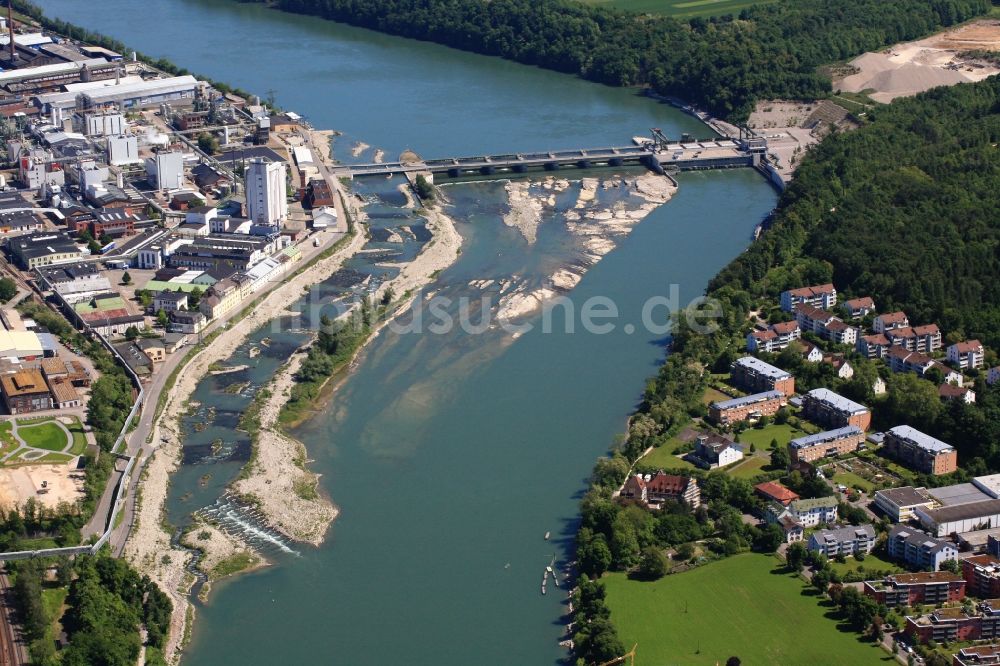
[
  {"x1": 755, "y1": 481, "x2": 799, "y2": 506},
  {"x1": 841, "y1": 296, "x2": 875, "y2": 319},
  {"x1": 620, "y1": 471, "x2": 701, "y2": 509},
  {"x1": 947, "y1": 340, "x2": 985, "y2": 370},
  {"x1": 940, "y1": 384, "x2": 976, "y2": 404},
  {"x1": 887, "y1": 324, "x2": 942, "y2": 353},
  {"x1": 874, "y1": 311, "x2": 910, "y2": 334},
  {"x1": 746, "y1": 320, "x2": 801, "y2": 353},
  {"x1": 780, "y1": 283, "x2": 837, "y2": 313},
  {"x1": 857, "y1": 333, "x2": 891, "y2": 359}
]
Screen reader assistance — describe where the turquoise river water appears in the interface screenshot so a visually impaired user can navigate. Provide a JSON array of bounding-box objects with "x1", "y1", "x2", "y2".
[{"x1": 38, "y1": 1, "x2": 778, "y2": 663}]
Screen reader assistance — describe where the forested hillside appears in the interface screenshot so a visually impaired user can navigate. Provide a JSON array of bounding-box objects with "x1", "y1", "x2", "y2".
[
  {"x1": 265, "y1": 0, "x2": 987, "y2": 119},
  {"x1": 712, "y1": 77, "x2": 1000, "y2": 349},
  {"x1": 574, "y1": 74, "x2": 1000, "y2": 664}
]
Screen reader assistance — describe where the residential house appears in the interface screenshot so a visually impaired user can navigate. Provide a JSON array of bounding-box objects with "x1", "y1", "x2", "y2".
[
  {"x1": 873, "y1": 486, "x2": 935, "y2": 523},
  {"x1": 794, "y1": 303, "x2": 857, "y2": 345},
  {"x1": 687, "y1": 433, "x2": 743, "y2": 470},
  {"x1": 777, "y1": 515, "x2": 805, "y2": 544},
  {"x1": 841, "y1": 297, "x2": 875, "y2": 319},
  {"x1": 802, "y1": 388, "x2": 871, "y2": 431},
  {"x1": 864, "y1": 571, "x2": 965, "y2": 608},
  {"x1": 948, "y1": 341, "x2": 985, "y2": 370},
  {"x1": 886, "y1": 524, "x2": 959, "y2": 571},
  {"x1": 708, "y1": 391, "x2": 786, "y2": 426},
  {"x1": 874, "y1": 311, "x2": 910, "y2": 334},
  {"x1": 768, "y1": 496, "x2": 838, "y2": 528},
  {"x1": 0, "y1": 369, "x2": 51, "y2": 414},
  {"x1": 964, "y1": 555, "x2": 1000, "y2": 599},
  {"x1": 788, "y1": 426, "x2": 865, "y2": 463},
  {"x1": 780, "y1": 283, "x2": 837, "y2": 312},
  {"x1": 905, "y1": 605, "x2": 1000, "y2": 645},
  {"x1": 730, "y1": 356, "x2": 795, "y2": 395},
  {"x1": 884, "y1": 425, "x2": 958, "y2": 476},
  {"x1": 873, "y1": 376, "x2": 887, "y2": 395},
  {"x1": 954, "y1": 644, "x2": 1000, "y2": 666},
  {"x1": 857, "y1": 333, "x2": 891, "y2": 360},
  {"x1": 887, "y1": 324, "x2": 943, "y2": 353},
  {"x1": 199, "y1": 279, "x2": 242, "y2": 320},
  {"x1": 825, "y1": 355, "x2": 853, "y2": 379},
  {"x1": 887, "y1": 347, "x2": 963, "y2": 385},
  {"x1": 169, "y1": 310, "x2": 206, "y2": 334},
  {"x1": 824, "y1": 319, "x2": 858, "y2": 346},
  {"x1": 800, "y1": 340, "x2": 824, "y2": 363},
  {"x1": 940, "y1": 384, "x2": 976, "y2": 404},
  {"x1": 619, "y1": 471, "x2": 700, "y2": 509},
  {"x1": 807, "y1": 524, "x2": 876, "y2": 558},
  {"x1": 989, "y1": 367, "x2": 1000, "y2": 387},
  {"x1": 746, "y1": 320, "x2": 801, "y2": 353}
]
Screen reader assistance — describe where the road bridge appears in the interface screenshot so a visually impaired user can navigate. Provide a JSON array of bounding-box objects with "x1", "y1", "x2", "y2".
[{"x1": 332, "y1": 136, "x2": 766, "y2": 180}]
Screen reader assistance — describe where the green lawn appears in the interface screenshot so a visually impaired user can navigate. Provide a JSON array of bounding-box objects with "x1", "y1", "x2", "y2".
[
  {"x1": 640, "y1": 445, "x2": 699, "y2": 471},
  {"x1": 726, "y1": 454, "x2": 771, "y2": 479},
  {"x1": 825, "y1": 551, "x2": 903, "y2": 577},
  {"x1": 736, "y1": 423, "x2": 805, "y2": 451},
  {"x1": 0, "y1": 422, "x2": 16, "y2": 458},
  {"x1": 18, "y1": 421, "x2": 69, "y2": 452},
  {"x1": 701, "y1": 386, "x2": 732, "y2": 406},
  {"x1": 830, "y1": 469, "x2": 875, "y2": 493},
  {"x1": 66, "y1": 418, "x2": 88, "y2": 456},
  {"x1": 604, "y1": 553, "x2": 892, "y2": 665},
  {"x1": 577, "y1": 0, "x2": 778, "y2": 19}
]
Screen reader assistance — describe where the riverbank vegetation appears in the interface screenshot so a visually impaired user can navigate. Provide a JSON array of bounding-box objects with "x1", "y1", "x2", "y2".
[
  {"x1": 575, "y1": 69, "x2": 1000, "y2": 665},
  {"x1": 261, "y1": 0, "x2": 986, "y2": 119},
  {"x1": 12, "y1": 553, "x2": 171, "y2": 666}
]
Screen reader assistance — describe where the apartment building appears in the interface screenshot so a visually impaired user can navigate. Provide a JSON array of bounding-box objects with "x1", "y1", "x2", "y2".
[
  {"x1": 802, "y1": 388, "x2": 871, "y2": 431},
  {"x1": 884, "y1": 425, "x2": 957, "y2": 475}
]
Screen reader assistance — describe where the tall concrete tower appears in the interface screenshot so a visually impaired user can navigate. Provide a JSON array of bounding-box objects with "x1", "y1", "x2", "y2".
[{"x1": 245, "y1": 157, "x2": 287, "y2": 226}]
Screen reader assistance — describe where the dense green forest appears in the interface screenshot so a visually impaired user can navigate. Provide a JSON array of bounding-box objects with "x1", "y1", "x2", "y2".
[
  {"x1": 572, "y1": 74, "x2": 1000, "y2": 663},
  {"x1": 12, "y1": 554, "x2": 172, "y2": 665},
  {"x1": 261, "y1": 0, "x2": 987, "y2": 119}
]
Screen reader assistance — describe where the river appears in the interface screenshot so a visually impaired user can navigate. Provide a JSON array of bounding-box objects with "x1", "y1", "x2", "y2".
[{"x1": 37, "y1": 1, "x2": 778, "y2": 663}]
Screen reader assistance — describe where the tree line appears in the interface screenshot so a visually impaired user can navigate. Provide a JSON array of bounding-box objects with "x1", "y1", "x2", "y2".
[
  {"x1": 12, "y1": 553, "x2": 171, "y2": 665},
  {"x1": 261, "y1": 0, "x2": 987, "y2": 119}
]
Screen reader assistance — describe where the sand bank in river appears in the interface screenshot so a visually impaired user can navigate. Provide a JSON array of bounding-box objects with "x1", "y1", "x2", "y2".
[
  {"x1": 126, "y1": 225, "x2": 367, "y2": 664},
  {"x1": 232, "y1": 349, "x2": 338, "y2": 545},
  {"x1": 180, "y1": 521, "x2": 267, "y2": 601},
  {"x1": 495, "y1": 173, "x2": 676, "y2": 324}
]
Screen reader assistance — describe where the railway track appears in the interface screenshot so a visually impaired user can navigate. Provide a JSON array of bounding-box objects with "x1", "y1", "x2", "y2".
[{"x1": 0, "y1": 573, "x2": 26, "y2": 666}]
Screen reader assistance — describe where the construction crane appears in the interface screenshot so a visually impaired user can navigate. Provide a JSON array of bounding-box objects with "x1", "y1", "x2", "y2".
[{"x1": 596, "y1": 644, "x2": 637, "y2": 666}]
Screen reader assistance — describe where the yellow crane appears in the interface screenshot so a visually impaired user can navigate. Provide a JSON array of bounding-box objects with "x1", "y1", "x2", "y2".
[{"x1": 596, "y1": 644, "x2": 637, "y2": 666}]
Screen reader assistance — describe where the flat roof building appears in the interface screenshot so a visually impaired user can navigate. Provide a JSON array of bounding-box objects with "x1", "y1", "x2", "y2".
[
  {"x1": 873, "y1": 486, "x2": 935, "y2": 523},
  {"x1": 802, "y1": 387, "x2": 871, "y2": 431},
  {"x1": 788, "y1": 425, "x2": 865, "y2": 463},
  {"x1": 885, "y1": 425, "x2": 958, "y2": 476},
  {"x1": 730, "y1": 356, "x2": 795, "y2": 395},
  {"x1": 918, "y1": 500, "x2": 1000, "y2": 538}
]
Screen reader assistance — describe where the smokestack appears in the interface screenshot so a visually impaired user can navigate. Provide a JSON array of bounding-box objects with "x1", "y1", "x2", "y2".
[{"x1": 6, "y1": 1, "x2": 13, "y2": 65}]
